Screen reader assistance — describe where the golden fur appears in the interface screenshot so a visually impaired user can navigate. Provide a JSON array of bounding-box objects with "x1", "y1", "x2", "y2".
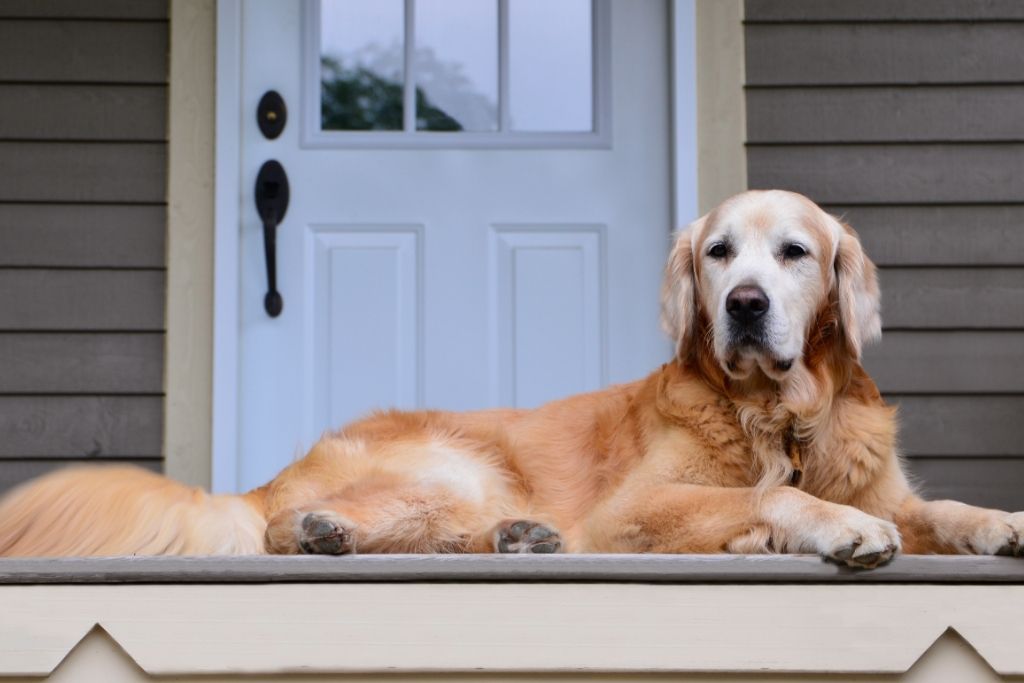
[{"x1": 1, "y1": 190, "x2": 1021, "y2": 566}]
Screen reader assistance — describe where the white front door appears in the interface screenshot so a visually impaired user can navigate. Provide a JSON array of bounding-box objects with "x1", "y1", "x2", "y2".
[{"x1": 220, "y1": 0, "x2": 685, "y2": 492}]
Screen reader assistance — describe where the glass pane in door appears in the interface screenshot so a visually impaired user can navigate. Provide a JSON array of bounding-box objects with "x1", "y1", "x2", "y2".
[
  {"x1": 508, "y1": 0, "x2": 593, "y2": 132},
  {"x1": 414, "y1": 0, "x2": 499, "y2": 131},
  {"x1": 321, "y1": 0, "x2": 405, "y2": 130}
]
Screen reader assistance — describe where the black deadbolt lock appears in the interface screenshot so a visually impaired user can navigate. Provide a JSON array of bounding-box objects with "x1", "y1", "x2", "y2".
[{"x1": 257, "y1": 90, "x2": 287, "y2": 140}]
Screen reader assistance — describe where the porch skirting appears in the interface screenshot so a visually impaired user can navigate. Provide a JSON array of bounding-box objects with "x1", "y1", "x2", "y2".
[{"x1": 0, "y1": 555, "x2": 1023, "y2": 681}]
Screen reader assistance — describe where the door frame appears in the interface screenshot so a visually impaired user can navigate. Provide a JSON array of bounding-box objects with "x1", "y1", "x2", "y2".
[{"x1": 210, "y1": 0, "x2": 699, "y2": 493}]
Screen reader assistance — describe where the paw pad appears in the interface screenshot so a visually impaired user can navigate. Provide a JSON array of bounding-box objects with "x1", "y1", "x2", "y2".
[
  {"x1": 496, "y1": 520, "x2": 563, "y2": 554},
  {"x1": 299, "y1": 512, "x2": 356, "y2": 555}
]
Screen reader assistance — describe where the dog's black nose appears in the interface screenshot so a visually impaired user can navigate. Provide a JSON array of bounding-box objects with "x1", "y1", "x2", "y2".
[{"x1": 726, "y1": 286, "x2": 770, "y2": 325}]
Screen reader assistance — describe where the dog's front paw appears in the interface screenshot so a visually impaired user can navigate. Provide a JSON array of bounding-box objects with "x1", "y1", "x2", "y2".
[
  {"x1": 964, "y1": 510, "x2": 1024, "y2": 556},
  {"x1": 298, "y1": 511, "x2": 357, "y2": 555},
  {"x1": 819, "y1": 510, "x2": 900, "y2": 569}
]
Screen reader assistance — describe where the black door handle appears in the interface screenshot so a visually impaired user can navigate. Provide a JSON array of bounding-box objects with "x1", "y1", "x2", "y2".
[{"x1": 255, "y1": 160, "x2": 289, "y2": 317}]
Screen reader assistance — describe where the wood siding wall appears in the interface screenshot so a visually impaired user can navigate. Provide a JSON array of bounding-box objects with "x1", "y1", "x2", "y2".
[
  {"x1": 0, "y1": 0, "x2": 168, "y2": 492},
  {"x1": 745, "y1": 0, "x2": 1024, "y2": 510}
]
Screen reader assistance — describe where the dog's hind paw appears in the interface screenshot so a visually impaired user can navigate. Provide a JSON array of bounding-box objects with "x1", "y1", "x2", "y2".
[
  {"x1": 494, "y1": 519, "x2": 563, "y2": 554},
  {"x1": 298, "y1": 511, "x2": 357, "y2": 555}
]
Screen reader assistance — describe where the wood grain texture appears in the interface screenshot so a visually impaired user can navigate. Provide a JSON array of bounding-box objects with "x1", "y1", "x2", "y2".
[
  {"x1": 746, "y1": 23, "x2": 1024, "y2": 85},
  {"x1": 878, "y1": 268, "x2": 1024, "y2": 329},
  {"x1": 0, "y1": 553, "x2": 1022, "y2": 584},
  {"x1": 0, "y1": 396, "x2": 162, "y2": 458},
  {"x1": 910, "y1": 457, "x2": 1024, "y2": 511},
  {"x1": 0, "y1": 270, "x2": 165, "y2": 331},
  {"x1": 0, "y1": 20, "x2": 168, "y2": 83},
  {"x1": 0, "y1": 458, "x2": 160, "y2": 494},
  {"x1": 0, "y1": 84, "x2": 167, "y2": 141},
  {"x1": 0, "y1": 2, "x2": 170, "y2": 492},
  {"x1": 832, "y1": 205, "x2": 1024, "y2": 266},
  {"x1": 747, "y1": 86, "x2": 1024, "y2": 143},
  {"x1": 0, "y1": 333, "x2": 164, "y2": 393},
  {"x1": 864, "y1": 331, "x2": 1024, "y2": 393},
  {"x1": 891, "y1": 395, "x2": 1024, "y2": 457},
  {"x1": 0, "y1": 0, "x2": 167, "y2": 19},
  {"x1": 0, "y1": 142, "x2": 166, "y2": 203},
  {"x1": 745, "y1": 0, "x2": 1024, "y2": 22},
  {"x1": 0, "y1": 205, "x2": 166, "y2": 267},
  {"x1": 747, "y1": 144, "x2": 1024, "y2": 204}
]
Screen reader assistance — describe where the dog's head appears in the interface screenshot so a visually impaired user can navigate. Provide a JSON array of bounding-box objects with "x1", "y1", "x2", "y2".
[{"x1": 662, "y1": 190, "x2": 881, "y2": 384}]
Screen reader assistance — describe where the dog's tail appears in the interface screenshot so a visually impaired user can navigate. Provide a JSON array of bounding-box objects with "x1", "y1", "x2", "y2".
[{"x1": 0, "y1": 466, "x2": 267, "y2": 557}]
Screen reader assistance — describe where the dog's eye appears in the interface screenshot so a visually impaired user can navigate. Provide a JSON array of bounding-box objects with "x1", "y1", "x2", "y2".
[
  {"x1": 783, "y1": 243, "x2": 808, "y2": 259},
  {"x1": 707, "y1": 243, "x2": 729, "y2": 259}
]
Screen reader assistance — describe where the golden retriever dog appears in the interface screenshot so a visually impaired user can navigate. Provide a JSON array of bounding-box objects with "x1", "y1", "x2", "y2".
[{"x1": 1, "y1": 190, "x2": 1022, "y2": 567}]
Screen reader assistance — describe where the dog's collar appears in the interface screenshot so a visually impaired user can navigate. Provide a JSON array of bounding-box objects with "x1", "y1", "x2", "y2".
[{"x1": 783, "y1": 426, "x2": 804, "y2": 487}]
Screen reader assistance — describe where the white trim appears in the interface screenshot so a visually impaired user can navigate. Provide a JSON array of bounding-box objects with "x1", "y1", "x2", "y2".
[
  {"x1": 497, "y1": 0, "x2": 510, "y2": 132},
  {"x1": 299, "y1": 0, "x2": 612, "y2": 149},
  {"x1": 402, "y1": 0, "x2": 416, "y2": 133},
  {"x1": 211, "y1": 0, "x2": 243, "y2": 493},
  {"x1": 210, "y1": 0, "x2": 700, "y2": 493},
  {"x1": 4, "y1": 583, "x2": 1024, "y2": 676},
  {"x1": 672, "y1": 0, "x2": 700, "y2": 229}
]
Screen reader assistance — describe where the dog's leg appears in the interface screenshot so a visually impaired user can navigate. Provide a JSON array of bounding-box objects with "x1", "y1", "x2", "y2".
[
  {"x1": 264, "y1": 482, "x2": 512, "y2": 555},
  {"x1": 586, "y1": 484, "x2": 900, "y2": 568},
  {"x1": 894, "y1": 496, "x2": 1024, "y2": 556}
]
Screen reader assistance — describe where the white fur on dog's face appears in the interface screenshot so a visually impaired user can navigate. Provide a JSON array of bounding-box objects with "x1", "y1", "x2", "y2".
[
  {"x1": 697, "y1": 191, "x2": 838, "y2": 381},
  {"x1": 662, "y1": 190, "x2": 882, "y2": 382}
]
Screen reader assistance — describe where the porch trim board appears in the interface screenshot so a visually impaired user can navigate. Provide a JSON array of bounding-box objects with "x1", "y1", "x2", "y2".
[{"x1": 2, "y1": 574, "x2": 1024, "y2": 676}]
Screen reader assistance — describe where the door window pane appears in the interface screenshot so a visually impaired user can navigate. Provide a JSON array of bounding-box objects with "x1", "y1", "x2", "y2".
[
  {"x1": 508, "y1": 0, "x2": 593, "y2": 132},
  {"x1": 414, "y1": 0, "x2": 499, "y2": 132},
  {"x1": 321, "y1": 0, "x2": 405, "y2": 130}
]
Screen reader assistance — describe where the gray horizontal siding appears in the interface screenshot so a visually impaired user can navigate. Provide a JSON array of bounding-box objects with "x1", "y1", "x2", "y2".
[
  {"x1": 0, "y1": 396, "x2": 163, "y2": 458},
  {"x1": 0, "y1": 1, "x2": 167, "y2": 20},
  {"x1": 0, "y1": 84, "x2": 167, "y2": 140},
  {"x1": 864, "y1": 332, "x2": 1024, "y2": 393},
  {"x1": 746, "y1": 23, "x2": 1024, "y2": 86},
  {"x1": 908, "y1": 458, "x2": 1024, "y2": 511},
  {"x1": 830, "y1": 206, "x2": 1024, "y2": 267},
  {"x1": 0, "y1": 205, "x2": 166, "y2": 267},
  {"x1": 878, "y1": 268, "x2": 1024, "y2": 329},
  {"x1": 0, "y1": 334, "x2": 163, "y2": 394},
  {"x1": 747, "y1": 86, "x2": 1024, "y2": 143},
  {"x1": 891, "y1": 395, "x2": 1024, "y2": 457},
  {"x1": 0, "y1": 4, "x2": 167, "y2": 493},
  {"x1": 0, "y1": 142, "x2": 166, "y2": 203},
  {"x1": 747, "y1": 144, "x2": 1024, "y2": 204},
  {"x1": 0, "y1": 270, "x2": 165, "y2": 331},
  {"x1": 0, "y1": 20, "x2": 168, "y2": 83},
  {"x1": 0, "y1": 458, "x2": 161, "y2": 495},
  {"x1": 745, "y1": 3, "x2": 1024, "y2": 511},
  {"x1": 745, "y1": 1, "x2": 1024, "y2": 22}
]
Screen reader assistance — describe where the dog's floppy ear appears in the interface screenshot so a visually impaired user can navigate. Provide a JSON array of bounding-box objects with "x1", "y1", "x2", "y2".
[
  {"x1": 661, "y1": 217, "x2": 704, "y2": 359},
  {"x1": 832, "y1": 218, "x2": 881, "y2": 359}
]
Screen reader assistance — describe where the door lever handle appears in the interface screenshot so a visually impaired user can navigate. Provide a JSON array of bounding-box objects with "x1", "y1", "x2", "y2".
[{"x1": 255, "y1": 160, "x2": 289, "y2": 317}]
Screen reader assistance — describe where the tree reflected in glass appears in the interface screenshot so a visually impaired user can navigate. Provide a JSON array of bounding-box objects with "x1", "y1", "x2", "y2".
[{"x1": 321, "y1": 48, "x2": 496, "y2": 132}]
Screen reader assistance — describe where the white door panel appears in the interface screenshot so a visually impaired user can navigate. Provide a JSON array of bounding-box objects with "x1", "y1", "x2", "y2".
[{"x1": 233, "y1": 0, "x2": 675, "y2": 490}]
